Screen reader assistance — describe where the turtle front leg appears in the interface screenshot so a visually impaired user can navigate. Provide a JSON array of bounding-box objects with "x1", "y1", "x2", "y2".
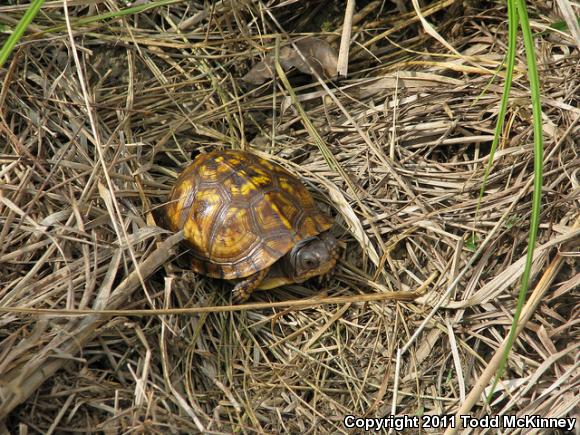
[{"x1": 232, "y1": 267, "x2": 270, "y2": 303}]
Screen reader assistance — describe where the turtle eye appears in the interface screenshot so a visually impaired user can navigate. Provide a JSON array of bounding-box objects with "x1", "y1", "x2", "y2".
[{"x1": 301, "y1": 255, "x2": 319, "y2": 270}]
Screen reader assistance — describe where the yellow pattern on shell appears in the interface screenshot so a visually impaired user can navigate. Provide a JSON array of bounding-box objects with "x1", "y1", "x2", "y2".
[{"x1": 164, "y1": 149, "x2": 333, "y2": 279}]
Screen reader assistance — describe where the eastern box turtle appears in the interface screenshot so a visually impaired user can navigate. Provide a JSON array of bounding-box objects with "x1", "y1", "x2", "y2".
[{"x1": 163, "y1": 149, "x2": 338, "y2": 302}]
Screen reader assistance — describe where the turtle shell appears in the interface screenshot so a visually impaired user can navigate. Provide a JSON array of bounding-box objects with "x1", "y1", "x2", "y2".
[{"x1": 164, "y1": 149, "x2": 333, "y2": 279}]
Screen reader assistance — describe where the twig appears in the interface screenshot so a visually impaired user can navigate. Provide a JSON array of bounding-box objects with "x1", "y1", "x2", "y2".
[
  {"x1": 337, "y1": 0, "x2": 355, "y2": 77},
  {"x1": 0, "y1": 287, "x2": 421, "y2": 317}
]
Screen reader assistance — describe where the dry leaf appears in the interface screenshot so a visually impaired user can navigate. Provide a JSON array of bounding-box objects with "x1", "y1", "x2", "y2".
[{"x1": 243, "y1": 37, "x2": 338, "y2": 85}]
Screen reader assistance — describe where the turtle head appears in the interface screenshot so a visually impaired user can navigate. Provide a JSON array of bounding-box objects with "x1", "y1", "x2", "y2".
[{"x1": 284, "y1": 231, "x2": 338, "y2": 283}]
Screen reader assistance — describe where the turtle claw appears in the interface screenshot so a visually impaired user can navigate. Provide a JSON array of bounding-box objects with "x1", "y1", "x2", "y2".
[
  {"x1": 323, "y1": 266, "x2": 336, "y2": 283},
  {"x1": 316, "y1": 266, "x2": 335, "y2": 286},
  {"x1": 232, "y1": 287, "x2": 250, "y2": 304},
  {"x1": 231, "y1": 267, "x2": 269, "y2": 304}
]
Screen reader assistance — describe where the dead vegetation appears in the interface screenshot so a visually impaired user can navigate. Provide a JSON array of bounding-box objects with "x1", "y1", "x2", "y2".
[{"x1": 0, "y1": 0, "x2": 578, "y2": 433}]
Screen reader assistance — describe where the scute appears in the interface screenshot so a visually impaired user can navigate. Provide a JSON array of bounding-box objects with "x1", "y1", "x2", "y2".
[{"x1": 164, "y1": 149, "x2": 333, "y2": 279}]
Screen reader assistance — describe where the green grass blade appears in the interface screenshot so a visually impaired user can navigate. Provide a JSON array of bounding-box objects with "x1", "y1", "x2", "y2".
[
  {"x1": 488, "y1": 0, "x2": 544, "y2": 399},
  {"x1": 476, "y1": 0, "x2": 518, "y2": 224},
  {"x1": 0, "y1": 0, "x2": 45, "y2": 69}
]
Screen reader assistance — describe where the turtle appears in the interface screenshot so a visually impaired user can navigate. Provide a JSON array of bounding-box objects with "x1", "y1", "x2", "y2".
[{"x1": 163, "y1": 149, "x2": 338, "y2": 303}]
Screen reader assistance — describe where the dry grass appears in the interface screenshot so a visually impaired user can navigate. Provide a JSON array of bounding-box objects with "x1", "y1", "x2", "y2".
[{"x1": 0, "y1": 0, "x2": 578, "y2": 433}]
